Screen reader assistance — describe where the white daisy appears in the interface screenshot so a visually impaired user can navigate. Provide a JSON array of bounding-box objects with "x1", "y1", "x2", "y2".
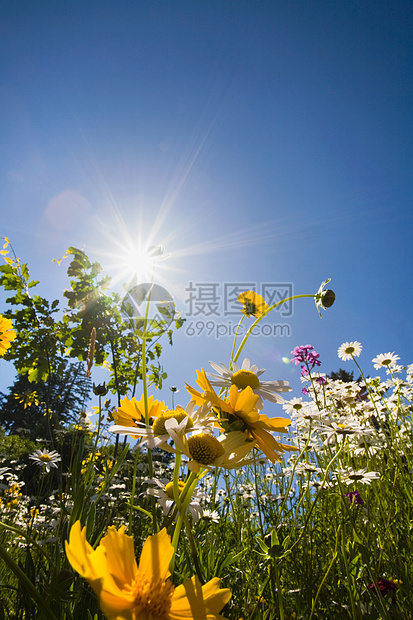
[
  {"x1": 29, "y1": 449, "x2": 61, "y2": 472},
  {"x1": 349, "y1": 435, "x2": 385, "y2": 457},
  {"x1": 146, "y1": 477, "x2": 205, "y2": 522},
  {"x1": 109, "y1": 401, "x2": 216, "y2": 449},
  {"x1": 316, "y1": 420, "x2": 362, "y2": 446},
  {"x1": 207, "y1": 358, "x2": 292, "y2": 408},
  {"x1": 372, "y1": 352, "x2": 400, "y2": 370},
  {"x1": 334, "y1": 467, "x2": 380, "y2": 485},
  {"x1": 201, "y1": 509, "x2": 220, "y2": 523},
  {"x1": 294, "y1": 463, "x2": 322, "y2": 476},
  {"x1": 337, "y1": 341, "x2": 362, "y2": 361},
  {"x1": 164, "y1": 419, "x2": 257, "y2": 473},
  {"x1": 282, "y1": 397, "x2": 305, "y2": 415}
]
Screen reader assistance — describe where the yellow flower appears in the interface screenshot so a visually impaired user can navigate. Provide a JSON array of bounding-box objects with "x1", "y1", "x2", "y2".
[
  {"x1": 113, "y1": 394, "x2": 168, "y2": 428},
  {"x1": 207, "y1": 385, "x2": 297, "y2": 463},
  {"x1": 186, "y1": 369, "x2": 217, "y2": 407},
  {"x1": 65, "y1": 522, "x2": 231, "y2": 620},
  {"x1": 13, "y1": 390, "x2": 40, "y2": 409},
  {"x1": 0, "y1": 315, "x2": 16, "y2": 356},
  {"x1": 238, "y1": 291, "x2": 269, "y2": 318}
]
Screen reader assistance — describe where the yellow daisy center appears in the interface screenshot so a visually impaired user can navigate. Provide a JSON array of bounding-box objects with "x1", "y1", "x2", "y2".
[
  {"x1": 152, "y1": 408, "x2": 194, "y2": 436},
  {"x1": 348, "y1": 473, "x2": 364, "y2": 480},
  {"x1": 131, "y1": 572, "x2": 174, "y2": 618},
  {"x1": 39, "y1": 454, "x2": 52, "y2": 463},
  {"x1": 231, "y1": 370, "x2": 260, "y2": 391},
  {"x1": 164, "y1": 480, "x2": 186, "y2": 499},
  {"x1": 244, "y1": 301, "x2": 258, "y2": 316},
  {"x1": 187, "y1": 433, "x2": 225, "y2": 465},
  {"x1": 345, "y1": 346, "x2": 355, "y2": 354}
]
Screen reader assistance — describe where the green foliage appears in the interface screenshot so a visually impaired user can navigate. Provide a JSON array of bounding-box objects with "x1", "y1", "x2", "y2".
[
  {"x1": 4, "y1": 250, "x2": 411, "y2": 618},
  {"x1": 328, "y1": 368, "x2": 355, "y2": 382},
  {"x1": 0, "y1": 259, "x2": 65, "y2": 383},
  {"x1": 0, "y1": 243, "x2": 184, "y2": 426},
  {"x1": 0, "y1": 427, "x2": 37, "y2": 461},
  {"x1": 60, "y1": 246, "x2": 183, "y2": 396}
]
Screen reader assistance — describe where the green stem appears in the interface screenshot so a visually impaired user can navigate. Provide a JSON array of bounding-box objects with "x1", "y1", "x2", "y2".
[
  {"x1": 84, "y1": 394, "x2": 103, "y2": 489},
  {"x1": 141, "y1": 279, "x2": 157, "y2": 532},
  {"x1": 229, "y1": 315, "x2": 245, "y2": 368},
  {"x1": 288, "y1": 443, "x2": 345, "y2": 554},
  {"x1": 352, "y1": 357, "x2": 381, "y2": 419},
  {"x1": 184, "y1": 514, "x2": 205, "y2": 583},
  {"x1": 172, "y1": 453, "x2": 183, "y2": 510},
  {"x1": 129, "y1": 446, "x2": 141, "y2": 531},
  {"x1": 170, "y1": 471, "x2": 202, "y2": 574},
  {"x1": 233, "y1": 294, "x2": 315, "y2": 363},
  {"x1": 309, "y1": 534, "x2": 339, "y2": 620},
  {"x1": 253, "y1": 458, "x2": 265, "y2": 537},
  {"x1": 340, "y1": 525, "x2": 359, "y2": 619},
  {"x1": 274, "y1": 562, "x2": 285, "y2": 620},
  {"x1": 0, "y1": 541, "x2": 58, "y2": 620},
  {"x1": 0, "y1": 522, "x2": 51, "y2": 563}
]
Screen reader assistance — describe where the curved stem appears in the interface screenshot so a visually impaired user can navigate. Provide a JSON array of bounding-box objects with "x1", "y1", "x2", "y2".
[
  {"x1": 184, "y1": 514, "x2": 205, "y2": 583},
  {"x1": 170, "y1": 470, "x2": 203, "y2": 574},
  {"x1": 233, "y1": 294, "x2": 315, "y2": 363},
  {"x1": 229, "y1": 315, "x2": 245, "y2": 368}
]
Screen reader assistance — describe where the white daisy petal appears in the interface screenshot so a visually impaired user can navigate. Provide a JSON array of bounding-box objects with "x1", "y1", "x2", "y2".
[
  {"x1": 338, "y1": 341, "x2": 362, "y2": 361},
  {"x1": 207, "y1": 358, "x2": 291, "y2": 407}
]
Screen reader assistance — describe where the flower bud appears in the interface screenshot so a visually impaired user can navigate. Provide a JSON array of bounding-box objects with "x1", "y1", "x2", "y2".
[
  {"x1": 93, "y1": 382, "x2": 108, "y2": 396},
  {"x1": 322, "y1": 289, "x2": 335, "y2": 308}
]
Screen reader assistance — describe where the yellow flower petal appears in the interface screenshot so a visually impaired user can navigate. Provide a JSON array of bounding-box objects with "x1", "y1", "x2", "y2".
[
  {"x1": 64, "y1": 521, "x2": 104, "y2": 582},
  {"x1": 66, "y1": 523, "x2": 231, "y2": 619},
  {"x1": 248, "y1": 426, "x2": 298, "y2": 463},
  {"x1": 186, "y1": 369, "x2": 215, "y2": 406},
  {"x1": 0, "y1": 316, "x2": 16, "y2": 356},
  {"x1": 228, "y1": 386, "x2": 260, "y2": 421},
  {"x1": 171, "y1": 576, "x2": 231, "y2": 619},
  {"x1": 138, "y1": 527, "x2": 173, "y2": 583},
  {"x1": 100, "y1": 525, "x2": 138, "y2": 587},
  {"x1": 253, "y1": 413, "x2": 291, "y2": 432},
  {"x1": 113, "y1": 394, "x2": 167, "y2": 426},
  {"x1": 238, "y1": 291, "x2": 269, "y2": 318}
]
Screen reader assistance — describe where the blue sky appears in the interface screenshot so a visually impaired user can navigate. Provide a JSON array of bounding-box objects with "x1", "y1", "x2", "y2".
[{"x1": 1, "y1": 0, "x2": 412, "y2": 411}]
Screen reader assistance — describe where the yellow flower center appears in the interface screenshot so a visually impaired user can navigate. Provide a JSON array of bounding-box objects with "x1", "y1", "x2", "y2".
[
  {"x1": 244, "y1": 301, "x2": 258, "y2": 316},
  {"x1": 164, "y1": 480, "x2": 186, "y2": 499},
  {"x1": 187, "y1": 433, "x2": 225, "y2": 465},
  {"x1": 39, "y1": 454, "x2": 52, "y2": 463},
  {"x1": 238, "y1": 291, "x2": 269, "y2": 318},
  {"x1": 345, "y1": 346, "x2": 355, "y2": 355},
  {"x1": 231, "y1": 370, "x2": 260, "y2": 391},
  {"x1": 152, "y1": 408, "x2": 193, "y2": 436},
  {"x1": 131, "y1": 572, "x2": 175, "y2": 618}
]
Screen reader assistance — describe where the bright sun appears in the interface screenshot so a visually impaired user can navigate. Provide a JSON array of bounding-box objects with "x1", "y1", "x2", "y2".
[{"x1": 123, "y1": 245, "x2": 167, "y2": 282}]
